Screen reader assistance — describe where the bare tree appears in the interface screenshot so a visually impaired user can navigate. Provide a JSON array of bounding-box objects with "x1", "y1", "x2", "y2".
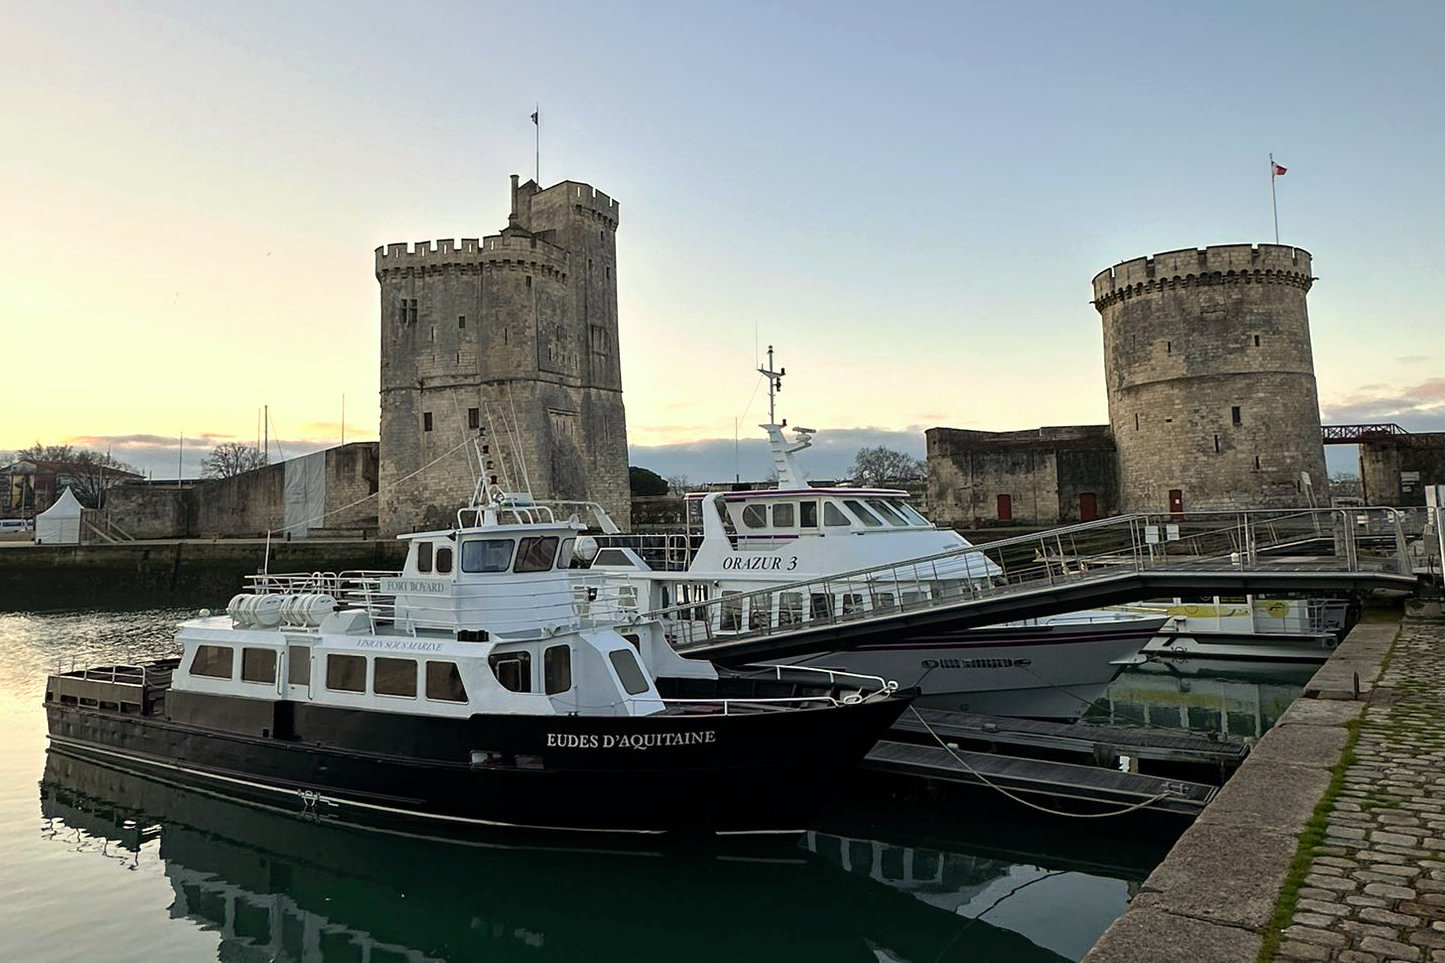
[
  {"x1": 16, "y1": 442, "x2": 140, "y2": 508},
  {"x1": 664, "y1": 474, "x2": 691, "y2": 495},
  {"x1": 848, "y1": 446, "x2": 925, "y2": 486},
  {"x1": 201, "y1": 443, "x2": 270, "y2": 479}
]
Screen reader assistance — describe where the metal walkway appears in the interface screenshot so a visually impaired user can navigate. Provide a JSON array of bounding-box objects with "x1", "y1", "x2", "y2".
[{"x1": 657, "y1": 507, "x2": 1422, "y2": 664}]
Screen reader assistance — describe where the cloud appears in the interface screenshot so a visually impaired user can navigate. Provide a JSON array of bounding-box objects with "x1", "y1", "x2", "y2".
[
  {"x1": 630, "y1": 426, "x2": 929, "y2": 483},
  {"x1": 1398, "y1": 355, "x2": 1433, "y2": 364},
  {"x1": 1320, "y1": 377, "x2": 1445, "y2": 431}
]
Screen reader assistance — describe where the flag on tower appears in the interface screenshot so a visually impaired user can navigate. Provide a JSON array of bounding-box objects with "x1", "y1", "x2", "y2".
[
  {"x1": 530, "y1": 110, "x2": 538, "y2": 125},
  {"x1": 1273, "y1": 162, "x2": 1287, "y2": 176}
]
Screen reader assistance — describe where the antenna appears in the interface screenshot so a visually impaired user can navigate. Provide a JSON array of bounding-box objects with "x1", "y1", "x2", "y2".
[{"x1": 757, "y1": 344, "x2": 785, "y2": 426}]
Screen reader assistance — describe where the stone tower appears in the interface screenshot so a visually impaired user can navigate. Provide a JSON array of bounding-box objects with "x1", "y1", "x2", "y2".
[
  {"x1": 375, "y1": 177, "x2": 630, "y2": 536},
  {"x1": 1092, "y1": 244, "x2": 1327, "y2": 513}
]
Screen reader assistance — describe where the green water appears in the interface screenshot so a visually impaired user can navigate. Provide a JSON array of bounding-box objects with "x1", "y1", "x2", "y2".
[{"x1": 0, "y1": 607, "x2": 1200, "y2": 962}]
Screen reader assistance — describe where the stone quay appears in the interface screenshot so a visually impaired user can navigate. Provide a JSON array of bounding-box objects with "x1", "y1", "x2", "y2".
[{"x1": 1085, "y1": 609, "x2": 1445, "y2": 963}]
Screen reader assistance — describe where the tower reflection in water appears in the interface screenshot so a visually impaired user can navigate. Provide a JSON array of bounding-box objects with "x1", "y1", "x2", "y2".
[{"x1": 42, "y1": 749, "x2": 1161, "y2": 963}]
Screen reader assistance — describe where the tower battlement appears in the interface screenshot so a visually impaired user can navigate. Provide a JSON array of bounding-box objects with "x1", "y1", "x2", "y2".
[
  {"x1": 1092, "y1": 244, "x2": 1312, "y2": 310},
  {"x1": 374, "y1": 233, "x2": 569, "y2": 281}
]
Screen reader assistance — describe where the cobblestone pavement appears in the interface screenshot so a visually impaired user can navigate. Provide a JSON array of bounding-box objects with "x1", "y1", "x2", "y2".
[{"x1": 1277, "y1": 619, "x2": 1445, "y2": 963}]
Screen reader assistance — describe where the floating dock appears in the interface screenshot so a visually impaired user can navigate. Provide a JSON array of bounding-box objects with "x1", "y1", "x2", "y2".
[{"x1": 866, "y1": 708, "x2": 1248, "y2": 817}]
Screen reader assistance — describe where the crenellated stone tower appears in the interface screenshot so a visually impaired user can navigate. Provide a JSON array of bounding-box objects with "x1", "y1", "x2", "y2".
[
  {"x1": 1092, "y1": 244, "x2": 1327, "y2": 513},
  {"x1": 376, "y1": 176, "x2": 630, "y2": 536}
]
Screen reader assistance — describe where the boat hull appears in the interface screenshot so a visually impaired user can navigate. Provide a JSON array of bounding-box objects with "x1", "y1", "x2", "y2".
[
  {"x1": 786, "y1": 619, "x2": 1158, "y2": 721},
  {"x1": 45, "y1": 691, "x2": 910, "y2": 837}
]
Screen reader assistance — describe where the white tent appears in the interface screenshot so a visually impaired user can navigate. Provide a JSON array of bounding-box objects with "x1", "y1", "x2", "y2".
[{"x1": 36, "y1": 487, "x2": 83, "y2": 545}]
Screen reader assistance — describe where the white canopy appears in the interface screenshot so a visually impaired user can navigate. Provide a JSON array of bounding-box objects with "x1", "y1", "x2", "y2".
[{"x1": 36, "y1": 487, "x2": 83, "y2": 544}]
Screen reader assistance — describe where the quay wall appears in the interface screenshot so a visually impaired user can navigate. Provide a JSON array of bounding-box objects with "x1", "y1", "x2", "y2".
[
  {"x1": 0, "y1": 540, "x2": 405, "y2": 611},
  {"x1": 1083, "y1": 615, "x2": 1406, "y2": 963}
]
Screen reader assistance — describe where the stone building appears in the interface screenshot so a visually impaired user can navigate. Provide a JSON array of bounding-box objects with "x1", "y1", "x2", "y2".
[
  {"x1": 1359, "y1": 433, "x2": 1445, "y2": 506},
  {"x1": 375, "y1": 176, "x2": 630, "y2": 536},
  {"x1": 926, "y1": 426, "x2": 1117, "y2": 529},
  {"x1": 104, "y1": 443, "x2": 379, "y2": 539},
  {"x1": 1093, "y1": 244, "x2": 1326, "y2": 513},
  {"x1": 929, "y1": 243, "x2": 1336, "y2": 526}
]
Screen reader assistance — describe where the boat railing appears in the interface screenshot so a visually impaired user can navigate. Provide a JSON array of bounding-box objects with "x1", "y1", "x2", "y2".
[
  {"x1": 592, "y1": 533, "x2": 704, "y2": 572},
  {"x1": 652, "y1": 507, "x2": 1414, "y2": 654},
  {"x1": 737, "y1": 662, "x2": 895, "y2": 694},
  {"x1": 243, "y1": 570, "x2": 400, "y2": 628},
  {"x1": 661, "y1": 694, "x2": 861, "y2": 714}
]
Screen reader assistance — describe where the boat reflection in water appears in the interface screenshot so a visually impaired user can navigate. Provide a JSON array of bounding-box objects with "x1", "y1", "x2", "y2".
[
  {"x1": 1084, "y1": 656, "x2": 1319, "y2": 742},
  {"x1": 39, "y1": 750, "x2": 1109, "y2": 962}
]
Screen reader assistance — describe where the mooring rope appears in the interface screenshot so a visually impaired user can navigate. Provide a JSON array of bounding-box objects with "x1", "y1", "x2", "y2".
[{"x1": 906, "y1": 705, "x2": 1175, "y2": 819}]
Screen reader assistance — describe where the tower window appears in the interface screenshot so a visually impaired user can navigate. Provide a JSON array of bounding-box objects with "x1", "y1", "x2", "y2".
[
  {"x1": 1255, "y1": 455, "x2": 1261, "y2": 470},
  {"x1": 1213, "y1": 434, "x2": 1220, "y2": 453},
  {"x1": 1231, "y1": 406, "x2": 1242, "y2": 425},
  {"x1": 1166, "y1": 341, "x2": 1172, "y2": 354},
  {"x1": 459, "y1": 315, "x2": 466, "y2": 329},
  {"x1": 1254, "y1": 335, "x2": 1261, "y2": 347},
  {"x1": 525, "y1": 275, "x2": 532, "y2": 288},
  {"x1": 429, "y1": 325, "x2": 435, "y2": 342},
  {"x1": 468, "y1": 408, "x2": 479, "y2": 430},
  {"x1": 1134, "y1": 413, "x2": 1140, "y2": 431},
  {"x1": 423, "y1": 412, "x2": 433, "y2": 432}
]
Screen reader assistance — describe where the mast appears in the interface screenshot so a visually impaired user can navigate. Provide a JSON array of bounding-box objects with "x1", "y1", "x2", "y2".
[{"x1": 756, "y1": 346, "x2": 814, "y2": 488}]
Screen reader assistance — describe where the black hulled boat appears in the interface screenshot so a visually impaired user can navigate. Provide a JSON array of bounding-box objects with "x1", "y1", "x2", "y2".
[{"x1": 45, "y1": 489, "x2": 910, "y2": 838}]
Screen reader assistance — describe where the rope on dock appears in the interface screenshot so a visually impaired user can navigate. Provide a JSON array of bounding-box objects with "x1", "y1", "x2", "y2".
[{"x1": 906, "y1": 705, "x2": 1177, "y2": 819}]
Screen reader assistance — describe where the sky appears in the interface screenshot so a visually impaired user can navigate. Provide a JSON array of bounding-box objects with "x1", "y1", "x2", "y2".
[{"x1": 2, "y1": 0, "x2": 1441, "y2": 482}]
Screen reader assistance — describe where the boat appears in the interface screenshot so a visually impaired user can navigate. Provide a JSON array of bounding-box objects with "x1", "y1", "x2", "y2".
[
  {"x1": 44, "y1": 471, "x2": 912, "y2": 839},
  {"x1": 590, "y1": 349, "x2": 1164, "y2": 720},
  {"x1": 38, "y1": 750, "x2": 1068, "y2": 963},
  {"x1": 1124, "y1": 595, "x2": 1351, "y2": 663}
]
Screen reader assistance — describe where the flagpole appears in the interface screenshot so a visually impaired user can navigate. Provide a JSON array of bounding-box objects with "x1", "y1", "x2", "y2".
[
  {"x1": 533, "y1": 103, "x2": 540, "y2": 185},
  {"x1": 1270, "y1": 152, "x2": 1280, "y2": 244}
]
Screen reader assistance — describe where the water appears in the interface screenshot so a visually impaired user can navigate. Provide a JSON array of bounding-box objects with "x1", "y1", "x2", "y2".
[{"x1": 0, "y1": 606, "x2": 1297, "y2": 962}]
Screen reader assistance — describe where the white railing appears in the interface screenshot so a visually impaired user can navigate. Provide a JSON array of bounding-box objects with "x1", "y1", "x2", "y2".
[{"x1": 653, "y1": 507, "x2": 1415, "y2": 653}]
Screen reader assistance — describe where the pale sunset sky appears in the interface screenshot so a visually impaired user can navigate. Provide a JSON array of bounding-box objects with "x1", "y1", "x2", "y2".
[{"x1": 2, "y1": 0, "x2": 1441, "y2": 480}]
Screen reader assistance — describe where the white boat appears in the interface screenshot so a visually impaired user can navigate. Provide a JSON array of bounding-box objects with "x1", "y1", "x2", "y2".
[
  {"x1": 46, "y1": 463, "x2": 912, "y2": 838},
  {"x1": 592, "y1": 349, "x2": 1163, "y2": 720},
  {"x1": 1124, "y1": 596, "x2": 1350, "y2": 663}
]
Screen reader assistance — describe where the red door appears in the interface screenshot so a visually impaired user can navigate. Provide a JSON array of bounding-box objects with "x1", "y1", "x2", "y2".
[
  {"x1": 996, "y1": 494, "x2": 1013, "y2": 522},
  {"x1": 1079, "y1": 492, "x2": 1098, "y2": 521},
  {"x1": 1168, "y1": 489, "x2": 1184, "y2": 520}
]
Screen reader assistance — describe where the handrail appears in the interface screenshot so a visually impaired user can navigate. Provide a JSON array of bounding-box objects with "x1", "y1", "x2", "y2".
[{"x1": 646, "y1": 507, "x2": 1418, "y2": 653}]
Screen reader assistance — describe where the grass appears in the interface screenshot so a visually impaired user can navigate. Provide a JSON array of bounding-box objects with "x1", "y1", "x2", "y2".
[{"x1": 1255, "y1": 717, "x2": 1362, "y2": 962}]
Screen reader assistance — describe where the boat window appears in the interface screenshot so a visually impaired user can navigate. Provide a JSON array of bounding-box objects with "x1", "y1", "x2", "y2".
[
  {"x1": 514, "y1": 536, "x2": 559, "y2": 573},
  {"x1": 189, "y1": 645, "x2": 233, "y2": 679},
  {"x1": 720, "y1": 591, "x2": 743, "y2": 632},
  {"x1": 288, "y1": 645, "x2": 311, "y2": 686},
  {"x1": 841, "y1": 593, "x2": 864, "y2": 616},
  {"x1": 435, "y1": 547, "x2": 454, "y2": 575},
  {"x1": 489, "y1": 651, "x2": 532, "y2": 693},
  {"x1": 741, "y1": 504, "x2": 767, "y2": 529},
  {"x1": 873, "y1": 591, "x2": 897, "y2": 612},
  {"x1": 897, "y1": 503, "x2": 930, "y2": 526},
  {"x1": 241, "y1": 647, "x2": 277, "y2": 684},
  {"x1": 867, "y1": 498, "x2": 909, "y2": 526},
  {"x1": 749, "y1": 595, "x2": 771, "y2": 630},
  {"x1": 417, "y1": 542, "x2": 433, "y2": 573},
  {"x1": 823, "y1": 502, "x2": 851, "y2": 526},
  {"x1": 326, "y1": 654, "x2": 367, "y2": 693},
  {"x1": 543, "y1": 645, "x2": 572, "y2": 695},
  {"x1": 810, "y1": 593, "x2": 834, "y2": 621},
  {"x1": 426, "y1": 661, "x2": 468, "y2": 702},
  {"x1": 608, "y1": 649, "x2": 651, "y2": 696},
  {"x1": 462, "y1": 538, "x2": 515, "y2": 573},
  {"x1": 374, "y1": 657, "x2": 418, "y2": 697},
  {"x1": 778, "y1": 592, "x2": 804, "y2": 625},
  {"x1": 843, "y1": 500, "x2": 884, "y2": 527},
  {"x1": 772, "y1": 503, "x2": 795, "y2": 527},
  {"x1": 556, "y1": 538, "x2": 575, "y2": 569},
  {"x1": 799, "y1": 501, "x2": 818, "y2": 528}
]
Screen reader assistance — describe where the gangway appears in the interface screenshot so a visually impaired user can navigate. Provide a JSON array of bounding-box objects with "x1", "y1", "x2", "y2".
[{"x1": 651, "y1": 507, "x2": 1420, "y2": 664}]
